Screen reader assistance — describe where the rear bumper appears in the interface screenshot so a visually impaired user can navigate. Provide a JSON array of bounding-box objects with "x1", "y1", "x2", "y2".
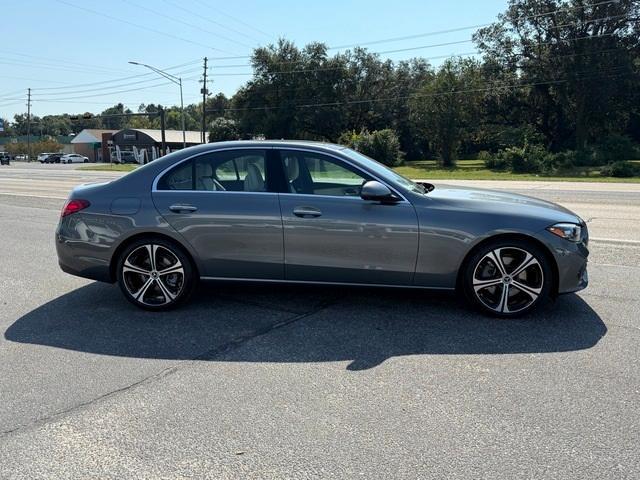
[{"x1": 56, "y1": 230, "x2": 114, "y2": 283}]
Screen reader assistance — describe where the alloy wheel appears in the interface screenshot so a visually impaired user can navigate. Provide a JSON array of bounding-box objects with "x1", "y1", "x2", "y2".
[
  {"x1": 472, "y1": 247, "x2": 544, "y2": 314},
  {"x1": 121, "y1": 244, "x2": 185, "y2": 307}
]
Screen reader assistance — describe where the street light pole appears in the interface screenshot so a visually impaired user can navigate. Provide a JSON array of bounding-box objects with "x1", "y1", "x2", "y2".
[
  {"x1": 179, "y1": 77, "x2": 185, "y2": 148},
  {"x1": 128, "y1": 61, "x2": 186, "y2": 149}
]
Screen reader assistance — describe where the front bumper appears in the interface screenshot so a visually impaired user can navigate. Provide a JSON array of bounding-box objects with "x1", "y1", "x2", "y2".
[{"x1": 539, "y1": 229, "x2": 589, "y2": 294}]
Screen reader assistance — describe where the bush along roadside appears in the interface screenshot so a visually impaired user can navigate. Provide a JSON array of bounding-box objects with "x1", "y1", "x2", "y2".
[
  {"x1": 482, "y1": 135, "x2": 640, "y2": 177},
  {"x1": 339, "y1": 129, "x2": 405, "y2": 167},
  {"x1": 600, "y1": 161, "x2": 640, "y2": 178}
]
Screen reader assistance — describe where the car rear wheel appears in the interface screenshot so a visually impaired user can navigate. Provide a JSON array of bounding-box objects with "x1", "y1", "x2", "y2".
[
  {"x1": 463, "y1": 239, "x2": 552, "y2": 318},
  {"x1": 116, "y1": 238, "x2": 197, "y2": 311}
]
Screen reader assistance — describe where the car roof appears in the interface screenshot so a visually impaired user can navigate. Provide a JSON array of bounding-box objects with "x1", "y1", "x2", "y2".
[{"x1": 205, "y1": 140, "x2": 347, "y2": 151}]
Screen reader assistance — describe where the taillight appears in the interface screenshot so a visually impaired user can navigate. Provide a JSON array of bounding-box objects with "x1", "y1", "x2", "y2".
[{"x1": 61, "y1": 199, "x2": 90, "y2": 217}]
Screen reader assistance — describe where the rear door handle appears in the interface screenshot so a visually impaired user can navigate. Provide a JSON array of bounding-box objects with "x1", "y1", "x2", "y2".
[
  {"x1": 293, "y1": 206, "x2": 322, "y2": 218},
  {"x1": 169, "y1": 204, "x2": 198, "y2": 213}
]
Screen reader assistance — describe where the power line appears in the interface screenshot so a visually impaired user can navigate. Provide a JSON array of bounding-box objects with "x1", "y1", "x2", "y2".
[
  {"x1": 0, "y1": 50, "x2": 135, "y2": 76},
  {"x1": 206, "y1": 2, "x2": 629, "y2": 61},
  {"x1": 53, "y1": 0, "x2": 239, "y2": 55},
  {"x1": 196, "y1": 31, "x2": 627, "y2": 78},
  {"x1": 161, "y1": 0, "x2": 264, "y2": 45},
  {"x1": 0, "y1": 75, "x2": 69, "y2": 85},
  {"x1": 189, "y1": 0, "x2": 274, "y2": 39},
  {"x1": 121, "y1": 0, "x2": 254, "y2": 50},
  {"x1": 0, "y1": 101, "x2": 25, "y2": 108},
  {"x1": 0, "y1": 57, "x2": 136, "y2": 77},
  {"x1": 328, "y1": 0, "x2": 624, "y2": 50},
  {"x1": 205, "y1": 12, "x2": 632, "y2": 70},
  {"x1": 31, "y1": 60, "x2": 201, "y2": 92},
  {"x1": 35, "y1": 80, "x2": 177, "y2": 102},
  {"x1": 31, "y1": 67, "x2": 202, "y2": 97}
]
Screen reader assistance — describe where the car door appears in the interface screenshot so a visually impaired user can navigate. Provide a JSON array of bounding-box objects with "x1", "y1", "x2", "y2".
[
  {"x1": 152, "y1": 148, "x2": 284, "y2": 279},
  {"x1": 276, "y1": 149, "x2": 419, "y2": 285}
]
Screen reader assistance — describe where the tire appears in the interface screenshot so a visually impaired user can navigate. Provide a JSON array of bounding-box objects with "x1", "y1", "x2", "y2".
[
  {"x1": 462, "y1": 238, "x2": 553, "y2": 318},
  {"x1": 116, "y1": 237, "x2": 197, "y2": 311}
]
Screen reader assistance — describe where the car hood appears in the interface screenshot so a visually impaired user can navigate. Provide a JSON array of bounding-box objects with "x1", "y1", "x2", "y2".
[{"x1": 426, "y1": 185, "x2": 582, "y2": 224}]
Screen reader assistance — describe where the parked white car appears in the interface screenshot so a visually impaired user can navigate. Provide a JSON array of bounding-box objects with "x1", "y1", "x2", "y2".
[{"x1": 61, "y1": 154, "x2": 89, "y2": 164}]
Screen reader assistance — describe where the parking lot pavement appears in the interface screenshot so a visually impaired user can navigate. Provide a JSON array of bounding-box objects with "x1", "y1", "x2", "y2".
[{"x1": 0, "y1": 168, "x2": 639, "y2": 478}]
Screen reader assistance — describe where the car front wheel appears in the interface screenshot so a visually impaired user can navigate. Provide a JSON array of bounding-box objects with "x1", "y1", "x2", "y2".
[
  {"x1": 463, "y1": 239, "x2": 552, "y2": 318},
  {"x1": 116, "y1": 238, "x2": 197, "y2": 311}
]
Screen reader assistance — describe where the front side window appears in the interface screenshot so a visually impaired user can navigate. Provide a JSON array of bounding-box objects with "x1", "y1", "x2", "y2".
[
  {"x1": 280, "y1": 150, "x2": 369, "y2": 197},
  {"x1": 157, "y1": 149, "x2": 268, "y2": 192}
]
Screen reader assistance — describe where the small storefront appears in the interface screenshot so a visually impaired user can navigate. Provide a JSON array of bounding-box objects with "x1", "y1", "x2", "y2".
[{"x1": 111, "y1": 128, "x2": 203, "y2": 161}]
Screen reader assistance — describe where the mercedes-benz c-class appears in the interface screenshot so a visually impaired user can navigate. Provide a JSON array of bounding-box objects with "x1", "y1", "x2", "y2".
[{"x1": 56, "y1": 141, "x2": 589, "y2": 317}]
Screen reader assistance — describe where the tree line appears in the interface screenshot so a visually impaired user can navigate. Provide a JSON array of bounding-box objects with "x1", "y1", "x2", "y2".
[{"x1": 3, "y1": 0, "x2": 639, "y2": 173}]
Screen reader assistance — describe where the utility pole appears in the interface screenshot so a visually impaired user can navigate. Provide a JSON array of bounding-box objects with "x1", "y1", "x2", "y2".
[
  {"x1": 26, "y1": 88, "x2": 32, "y2": 162},
  {"x1": 159, "y1": 107, "x2": 167, "y2": 156},
  {"x1": 201, "y1": 57, "x2": 208, "y2": 143}
]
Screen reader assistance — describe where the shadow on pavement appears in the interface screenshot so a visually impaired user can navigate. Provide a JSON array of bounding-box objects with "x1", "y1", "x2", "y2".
[{"x1": 5, "y1": 281, "x2": 607, "y2": 370}]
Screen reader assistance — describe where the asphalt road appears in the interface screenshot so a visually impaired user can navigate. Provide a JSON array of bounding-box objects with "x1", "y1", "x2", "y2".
[{"x1": 0, "y1": 164, "x2": 639, "y2": 479}]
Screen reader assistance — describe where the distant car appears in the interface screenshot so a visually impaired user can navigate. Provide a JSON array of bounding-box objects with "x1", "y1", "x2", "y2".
[
  {"x1": 14, "y1": 154, "x2": 28, "y2": 161},
  {"x1": 39, "y1": 153, "x2": 57, "y2": 163},
  {"x1": 61, "y1": 153, "x2": 89, "y2": 164},
  {"x1": 44, "y1": 153, "x2": 63, "y2": 164},
  {"x1": 112, "y1": 151, "x2": 138, "y2": 164},
  {"x1": 0, "y1": 152, "x2": 10, "y2": 165}
]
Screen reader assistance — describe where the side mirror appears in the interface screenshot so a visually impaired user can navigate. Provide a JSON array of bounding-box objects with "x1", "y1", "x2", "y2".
[{"x1": 360, "y1": 180, "x2": 399, "y2": 202}]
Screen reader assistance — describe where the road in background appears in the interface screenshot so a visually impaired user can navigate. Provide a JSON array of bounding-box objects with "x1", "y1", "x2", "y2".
[
  {"x1": 0, "y1": 163, "x2": 638, "y2": 478},
  {"x1": 2, "y1": 163, "x2": 639, "y2": 242}
]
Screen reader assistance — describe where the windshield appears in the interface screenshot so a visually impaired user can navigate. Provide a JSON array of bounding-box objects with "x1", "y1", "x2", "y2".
[{"x1": 341, "y1": 148, "x2": 427, "y2": 195}]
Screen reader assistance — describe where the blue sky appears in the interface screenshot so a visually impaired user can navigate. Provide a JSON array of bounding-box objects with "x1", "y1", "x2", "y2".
[{"x1": 0, "y1": 0, "x2": 508, "y2": 121}]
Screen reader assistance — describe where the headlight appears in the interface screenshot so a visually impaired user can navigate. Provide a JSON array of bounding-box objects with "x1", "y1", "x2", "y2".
[{"x1": 547, "y1": 223, "x2": 582, "y2": 242}]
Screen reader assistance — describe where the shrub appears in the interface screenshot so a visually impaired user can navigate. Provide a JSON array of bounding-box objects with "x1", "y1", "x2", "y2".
[
  {"x1": 488, "y1": 143, "x2": 553, "y2": 174},
  {"x1": 594, "y1": 135, "x2": 638, "y2": 165},
  {"x1": 600, "y1": 161, "x2": 640, "y2": 178},
  {"x1": 339, "y1": 129, "x2": 404, "y2": 167},
  {"x1": 551, "y1": 151, "x2": 577, "y2": 171},
  {"x1": 477, "y1": 150, "x2": 492, "y2": 163},
  {"x1": 208, "y1": 118, "x2": 239, "y2": 142},
  {"x1": 482, "y1": 150, "x2": 509, "y2": 170}
]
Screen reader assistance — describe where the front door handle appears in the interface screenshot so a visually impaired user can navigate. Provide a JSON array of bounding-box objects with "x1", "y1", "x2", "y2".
[
  {"x1": 293, "y1": 206, "x2": 322, "y2": 218},
  {"x1": 169, "y1": 204, "x2": 198, "y2": 213}
]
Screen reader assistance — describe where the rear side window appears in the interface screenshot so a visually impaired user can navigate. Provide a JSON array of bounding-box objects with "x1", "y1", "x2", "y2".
[
  {"x1": 157, "y1": 160, "x2": 193, "y2": 190},
  {"x1": 156, "y1": 149, "x2": 269, "y2": 192}
]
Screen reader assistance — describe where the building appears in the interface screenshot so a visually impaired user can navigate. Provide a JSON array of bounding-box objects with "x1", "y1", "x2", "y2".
[
  {"x1": 111, "y1": 129, "x2": 203, "y2": 157},
  {"x1": 71, "y1": 129, "x2": 118, "y2": 162}
]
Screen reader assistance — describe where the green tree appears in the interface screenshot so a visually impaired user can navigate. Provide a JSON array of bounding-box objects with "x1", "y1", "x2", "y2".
[
  {"x1": 411, "y1": 59, "x2": 483, "y2": 166},
  {"x1": 474, "y1": 0, "x2": 640, "y2": 150},
  {"x1": 100, "y1": 103, "x2": 132, "y2": 130}
]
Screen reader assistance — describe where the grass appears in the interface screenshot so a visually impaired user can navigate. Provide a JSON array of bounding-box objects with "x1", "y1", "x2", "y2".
[
  {"x1": 77, "y1": 159, "x2": 640, "y2": 183},
  {"x1": 77, "y1": 163, "x2": 138, "y2": 172},
  {"x1": 393, "y1": 159, "x2": 640, "y2": 183}
]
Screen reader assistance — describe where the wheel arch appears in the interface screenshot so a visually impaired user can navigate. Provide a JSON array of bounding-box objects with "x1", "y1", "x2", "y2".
[
  {"x1": 455, "y1": 232, "x2": 559, "y2": 296},
  {"x1": 109, "y1": 232, "x2": 200, "y2": 282}
]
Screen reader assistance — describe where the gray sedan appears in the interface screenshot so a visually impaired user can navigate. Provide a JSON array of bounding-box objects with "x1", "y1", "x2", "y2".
[{"x1": 56, "y1": 141, "x2": 589, "y2": 317}]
